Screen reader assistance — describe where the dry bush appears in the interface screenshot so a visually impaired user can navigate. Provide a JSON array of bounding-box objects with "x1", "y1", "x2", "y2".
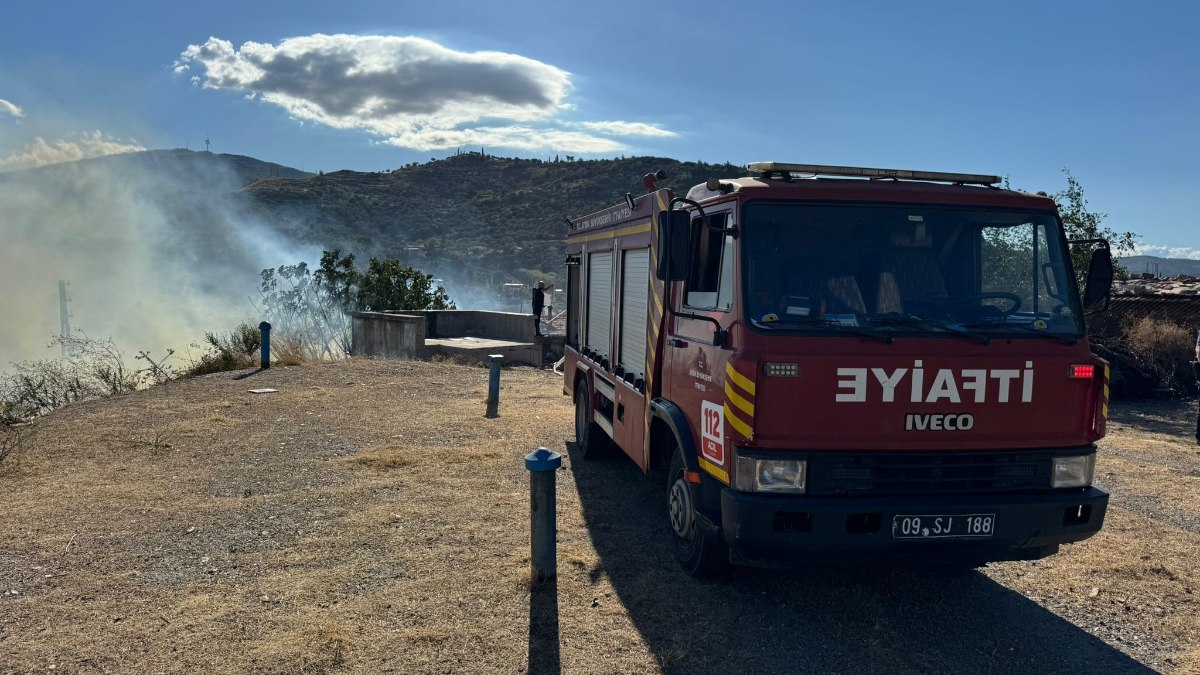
[
  {"x1": 0, "y1": 424, "x2": 32, "y2": 465},
  {"x1": 1123, "y1": 317, "x2": 1198, "y2": 394},
  {"x1": 271, "y1": 331, "x2": 309, "y2": 366},
  {"x1": 0, "y1": 334, "x2": 147, "y2": 419}
]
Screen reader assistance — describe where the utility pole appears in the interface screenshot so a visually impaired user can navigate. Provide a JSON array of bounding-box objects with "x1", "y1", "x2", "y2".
[{"x1": 58, "y1": 280, "x2": 71, "y2": 358}]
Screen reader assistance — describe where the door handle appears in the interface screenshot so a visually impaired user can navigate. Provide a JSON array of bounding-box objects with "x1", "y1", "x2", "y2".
[{"x1": 666, "y1": 337, "x2": 688, "y2": 348}]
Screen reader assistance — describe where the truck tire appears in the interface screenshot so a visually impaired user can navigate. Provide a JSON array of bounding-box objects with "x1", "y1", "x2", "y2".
[
  {"x1": 574, "y1": 384, "x2": 609, "y2": 459},
  {"x1": 668, "y1": 449, "x2": 728, "y2": 578}
]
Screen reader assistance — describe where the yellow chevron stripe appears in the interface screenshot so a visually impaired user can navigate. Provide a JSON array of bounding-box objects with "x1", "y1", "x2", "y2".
[
  {"x1": 698, "y1": 456, "x2": 730, "y2": 484},
  {"x1": 1102, "y1": 402, "x2": 1109, "y2": 418},
  {"x1": 568, "y1": 221, "x2": 651, "y2": 243},
  {"x1": 725, "y1": 362, "x2": 756, "y2": 396},
  {"x1": 725, "y1": 404, "x2": 753, "y2": 439},
  {"x1": 725, "y1": 383, "x2": 754, "y2": 417}
]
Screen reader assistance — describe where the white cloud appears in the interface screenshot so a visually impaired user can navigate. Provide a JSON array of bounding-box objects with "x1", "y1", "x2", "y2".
[
  {"x1": 578, "y1": 121, "x2": 678, "y2": 138},
  {"x1": 0, "y1": 97, "x2": 23, "y2": 119},
  {"x1": 1, "y1": 131, "x2": 145, "y2": 171},
  {"x1": 1130, "y1": 243, "x2": 1200, "y2": 260},
  {"x1": 175, "y1": 34, "x2": 674, "y2": 152}
]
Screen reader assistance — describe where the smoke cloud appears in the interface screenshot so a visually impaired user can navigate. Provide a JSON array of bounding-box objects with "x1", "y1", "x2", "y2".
[
  {"x1": 0, "y1": 150, "x2": 316, "y2": 371},
  {"x1": 1, "y1": 131, "x2": 146, "y2": 170}
]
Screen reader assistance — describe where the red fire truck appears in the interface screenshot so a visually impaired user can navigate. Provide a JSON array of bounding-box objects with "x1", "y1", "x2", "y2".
[{"x1": 562, "y1": 162, "x2": 1114, "y2": 576}]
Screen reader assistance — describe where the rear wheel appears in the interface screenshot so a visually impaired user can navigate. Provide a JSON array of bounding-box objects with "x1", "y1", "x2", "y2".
[
  {"x1": 574, "y1": 383, "x2": 609, "y2": 459},
  {"x1": 668, "y1": 449, "x2": 728, "y2": 578}
]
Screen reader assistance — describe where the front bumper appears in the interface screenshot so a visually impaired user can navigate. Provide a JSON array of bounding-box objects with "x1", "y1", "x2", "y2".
[{"x1": 720, "y1": 487, "x2": 1108, "y2": 566}]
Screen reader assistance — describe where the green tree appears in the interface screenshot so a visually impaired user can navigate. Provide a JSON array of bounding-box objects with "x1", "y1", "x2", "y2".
[
  {"x1": 359, "y1": 257, "x2": 454, "y2": 311},
  {"x1": 1048, "y1": 170, "x2": 1137, "y2": 284}
]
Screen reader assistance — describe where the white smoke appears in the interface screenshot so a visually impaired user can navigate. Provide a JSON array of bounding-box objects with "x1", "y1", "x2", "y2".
[
  {"x1": 0, "y1": 150, "x2": 317, "y2": 370},
  {"x1": 1, "y1": 131, "x2": 146, "y2": 171}
]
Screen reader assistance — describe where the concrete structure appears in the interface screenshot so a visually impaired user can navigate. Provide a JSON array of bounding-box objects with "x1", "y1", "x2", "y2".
[
  {"x1": 350, "y1": 312, "x2": 426, "y2": 359},
  {"x1": 350, "y1": 310, "x2": 542, "y2": 365}
]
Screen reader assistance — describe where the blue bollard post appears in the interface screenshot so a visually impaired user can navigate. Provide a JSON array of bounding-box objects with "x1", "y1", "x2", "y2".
[
  {"x1": 259, "y1": 321, "x2": 272, "y2": 369},
  {"x1": 485, "y1": 354, "x2": 503, "y2": 417},
  {"x1": 525, "y1": 448, "x2": 562, "y2": 582}
]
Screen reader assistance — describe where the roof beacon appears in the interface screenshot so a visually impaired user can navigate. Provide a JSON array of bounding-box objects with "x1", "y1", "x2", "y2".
[{"x1": 746, "y1": 162, "x2": 1001, "y2": 186}]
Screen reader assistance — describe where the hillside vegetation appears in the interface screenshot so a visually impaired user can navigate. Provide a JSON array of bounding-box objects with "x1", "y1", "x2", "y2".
[{"x1": 239, "y1": 153, "x2": 743, "y2": 282}]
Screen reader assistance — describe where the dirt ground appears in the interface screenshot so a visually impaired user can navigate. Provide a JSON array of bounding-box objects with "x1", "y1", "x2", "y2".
[{"x1": 1, "y1": 360, "x2": 1198, "y2": 674}]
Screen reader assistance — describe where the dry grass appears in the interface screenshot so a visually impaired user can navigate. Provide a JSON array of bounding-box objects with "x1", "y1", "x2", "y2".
[
  {"x1": 271, "y1": 332, "x2": 310, "y2": 367},
  {"x1": 1123, "y1": 316, "x2": 1199, "y2": 392},
  {"x1": 0, "y1": 360, "x2": 1197, "y2": 674}
]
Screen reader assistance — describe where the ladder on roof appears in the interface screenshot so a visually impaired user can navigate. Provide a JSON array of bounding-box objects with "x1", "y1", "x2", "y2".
[{"x1": 746, "y1": 162, "x2": 1001, "y2": 186}]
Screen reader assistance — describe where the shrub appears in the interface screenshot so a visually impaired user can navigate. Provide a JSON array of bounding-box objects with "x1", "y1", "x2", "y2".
[
  {"x1": 182, "y1": 323, "x2": 261, "y2": 376},
  {"x1": 0, "y1": 424, "x2": 34, "y2": 466},
  {"x1": 271, "y1": 331, "x2": 308, "y2": 367},
  {"x1": 0, "y1": 334, "x2": 151, "y2": 419},
  {"x1": 1122, "y1": 317, "x2": 1197, "y2": 394}
]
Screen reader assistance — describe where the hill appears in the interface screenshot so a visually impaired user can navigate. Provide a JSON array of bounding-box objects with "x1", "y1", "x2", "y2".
[
  {"x1": 237, "y1": 153, "x2": 744, "y2": 284},
  {"x1": 0, "y1": 148, "x2": 310, "y2": 188},
  {"x1": 1118, "y1": 255, "x2": 1200, "y2": 277}
]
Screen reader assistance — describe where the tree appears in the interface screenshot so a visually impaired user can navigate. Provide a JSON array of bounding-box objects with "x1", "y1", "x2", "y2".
[
  {"x1": 1049, "y1": 170, "x2": 1137, "y2": 284},
  {"x1": 259, "y1": 250, "x2": 454, "y2": 358},
  {"x1": 359, "y1": 257, "x2": 454, "y2": 311}
]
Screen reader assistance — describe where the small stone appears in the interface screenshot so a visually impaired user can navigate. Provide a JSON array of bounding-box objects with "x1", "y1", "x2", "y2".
[
  {"x1": 186, "y1": 527, "x2": 196, "y2": 534},
  {"x1": 200, "y1": 556, "x2": 211, "y2": 564},
  {"x1": 1088, "y1": 587, "x2": 1100, "y2": 597}
]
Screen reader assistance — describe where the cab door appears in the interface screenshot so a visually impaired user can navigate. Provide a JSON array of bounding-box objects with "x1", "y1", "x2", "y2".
[{"x1": 664, "y1": 211, "x2": 738, "y2": 479}]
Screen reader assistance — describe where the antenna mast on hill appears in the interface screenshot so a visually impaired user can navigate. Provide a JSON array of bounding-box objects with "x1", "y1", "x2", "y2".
[{"x1": 58, "y1": 280, "x2": 72, "y2": 358}]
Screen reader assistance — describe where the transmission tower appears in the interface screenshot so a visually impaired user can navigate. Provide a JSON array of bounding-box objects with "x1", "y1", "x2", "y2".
[{"x1": 58, "y1": 280, "x2": 72, "y2": 358}]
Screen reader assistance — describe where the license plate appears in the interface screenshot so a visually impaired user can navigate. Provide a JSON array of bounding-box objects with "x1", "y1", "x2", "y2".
[{"x1": 892, "y1": 514, "x2": 995, "y2": 539}]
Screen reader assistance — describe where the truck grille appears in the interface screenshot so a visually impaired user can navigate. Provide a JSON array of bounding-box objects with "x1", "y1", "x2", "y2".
[{"x1": 807, "y1": 451, "x2": 1053, "y2": 496}]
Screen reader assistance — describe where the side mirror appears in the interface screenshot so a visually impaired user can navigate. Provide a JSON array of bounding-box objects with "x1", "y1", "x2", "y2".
[
  {"x1": 655, "y1": 210, "x2": 691, "y2": 281},
  {"x1": 1081, "y1": 246, "x2": 1113, "y2": 313}
]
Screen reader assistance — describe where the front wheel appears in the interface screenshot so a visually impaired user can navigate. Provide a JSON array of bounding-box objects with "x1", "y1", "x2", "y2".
[{"x1": 668, "y1": 449, "x2": 728, "y2": 578}]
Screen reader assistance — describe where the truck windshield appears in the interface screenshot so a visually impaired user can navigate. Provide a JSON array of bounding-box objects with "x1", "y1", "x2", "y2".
[{"x1": 741, "y1": 203, "x2": 1085, "y2": 339}]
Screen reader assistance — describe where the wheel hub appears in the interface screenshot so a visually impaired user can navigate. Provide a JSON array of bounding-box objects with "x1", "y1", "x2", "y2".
[{"x1": 669, "y1": 478, "x2": 694, "y2": 540}]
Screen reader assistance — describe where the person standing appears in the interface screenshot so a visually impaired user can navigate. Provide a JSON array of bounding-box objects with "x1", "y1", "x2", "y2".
[
  {"x1": 532, "y1": 281, "x2": 546, "y2": 337},
  {"x1": 1194, "y1": 327, "x2": 1199, "y2": 444}
]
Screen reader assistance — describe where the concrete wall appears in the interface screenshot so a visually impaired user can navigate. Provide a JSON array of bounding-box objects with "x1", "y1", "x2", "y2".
[
  {"x1": 404, "y1": 310, "x2": 535, "y2": 342},
  {"x1": 350, "y1": 312, "x2": 426, "y2": 359}
]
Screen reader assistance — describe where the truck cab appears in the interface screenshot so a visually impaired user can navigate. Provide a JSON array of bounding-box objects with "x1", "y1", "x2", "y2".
[{"x1": 564, "y1": 162, "x2": 1113, "y2": 575}]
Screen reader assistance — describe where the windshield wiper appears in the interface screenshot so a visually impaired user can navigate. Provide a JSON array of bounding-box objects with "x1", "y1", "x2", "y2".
[
  {"x1": 956, "y1": 320, "x2": 1079, "y2": 345},
  {"x1": 754, "y1": 318, "x2": 893, "y2": 344},
  {"x1": 864, "y1": 315, "x2": 991, "y2": 344}
]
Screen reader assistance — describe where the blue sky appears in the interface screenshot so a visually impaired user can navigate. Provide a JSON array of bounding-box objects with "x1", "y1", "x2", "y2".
[{"x1": 1, "y1": 1, "x2": 1197, "y2": 256}]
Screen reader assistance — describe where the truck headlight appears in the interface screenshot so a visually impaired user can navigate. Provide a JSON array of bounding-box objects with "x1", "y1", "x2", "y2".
[
  {"x1": 1052, "y1": 454, "x2": 1096, "y2": 488},
  {"x1": 735, "y1": 456, "x2": 807, "y2": 493}
]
